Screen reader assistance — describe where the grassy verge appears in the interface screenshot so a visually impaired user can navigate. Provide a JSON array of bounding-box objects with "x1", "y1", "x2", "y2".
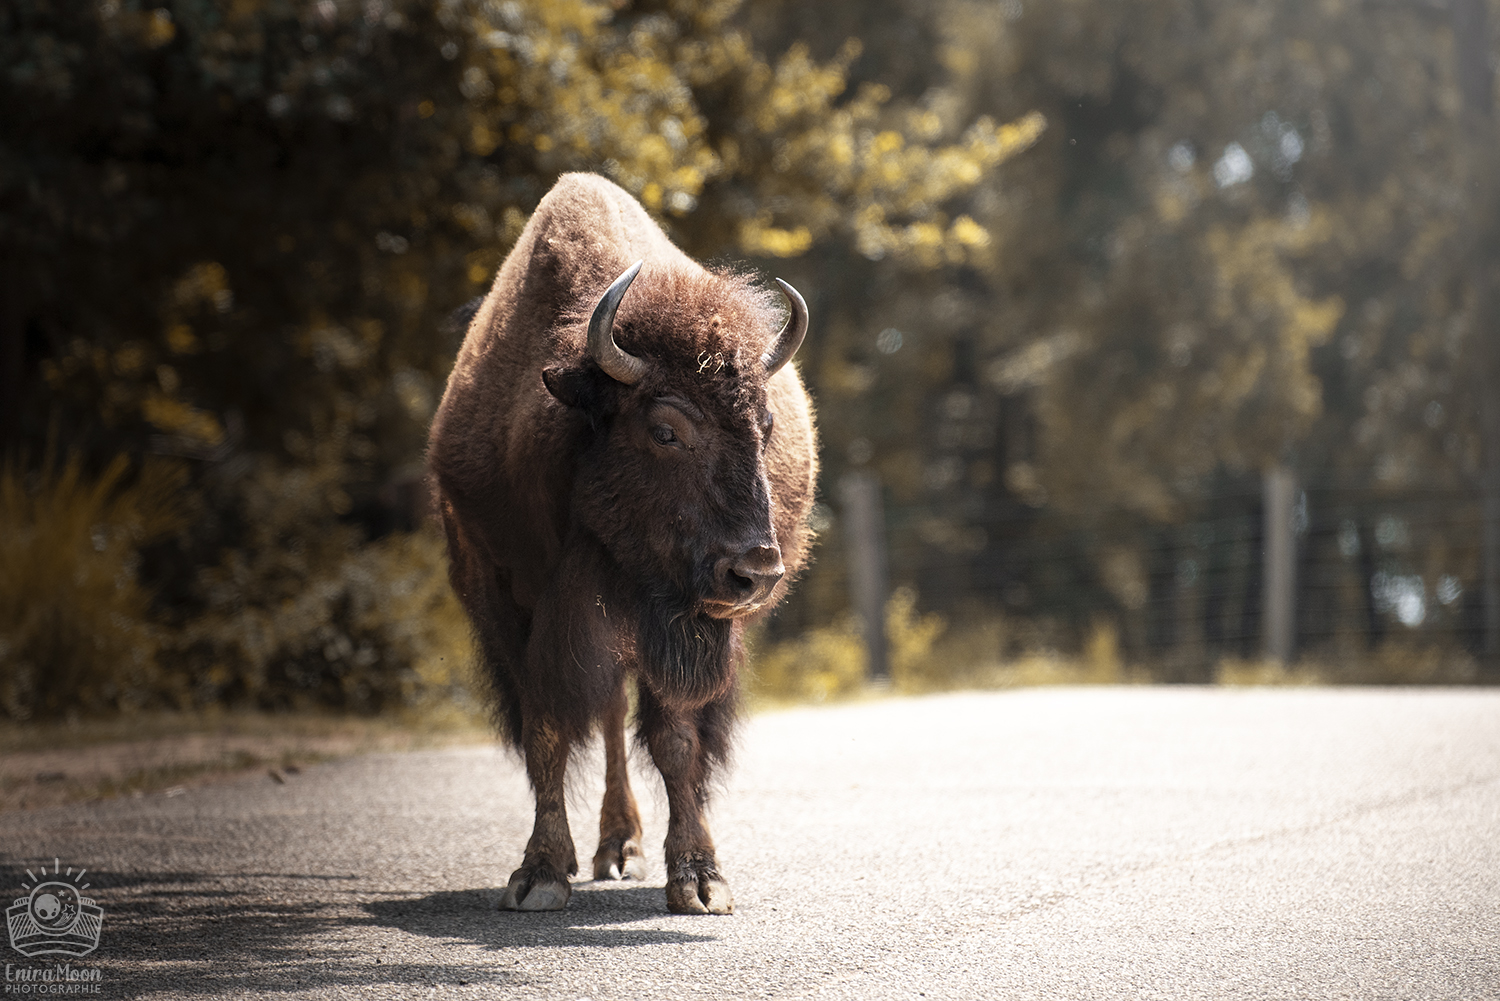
[{"x1": 0, "y1": 706, "x2": 493, "y2": 812}]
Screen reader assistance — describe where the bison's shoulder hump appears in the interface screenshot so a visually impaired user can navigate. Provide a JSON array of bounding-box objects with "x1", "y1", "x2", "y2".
[{"x1": 525, "y1": 174, "x2": 694, "y2": 295}]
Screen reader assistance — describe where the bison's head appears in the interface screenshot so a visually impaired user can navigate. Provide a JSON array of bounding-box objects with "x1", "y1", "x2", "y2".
[{"x1": 542, "y1": 261, "x2": 807, "y2": 625}]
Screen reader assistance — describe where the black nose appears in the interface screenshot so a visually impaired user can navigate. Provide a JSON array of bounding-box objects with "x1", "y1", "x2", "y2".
[{"x1": 715, "y1": 545, "x2": 784, "y2": 605}]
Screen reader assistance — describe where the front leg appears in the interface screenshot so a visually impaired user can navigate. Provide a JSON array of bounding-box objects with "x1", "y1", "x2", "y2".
[
  {"x1": 501, "y1": 715, "x2": 577, "y2": 911},
  {"x1": 638, "y1": 688, "x2": 735, "y2": 914},
  {"x1": 502, "y1": 533, "x2": 627, "y2": 910}
]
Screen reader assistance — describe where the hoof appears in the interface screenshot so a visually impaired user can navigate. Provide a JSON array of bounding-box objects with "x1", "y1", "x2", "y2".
[
  {"x1": 592, "y1": 838, "x2": 647, "y2": 881},
  {"x1": 499, "y1": 864, "x2": 571, "y2": 911},
  {"x1": 666, "y1": 872, "x2": 733, "y2": 915}
]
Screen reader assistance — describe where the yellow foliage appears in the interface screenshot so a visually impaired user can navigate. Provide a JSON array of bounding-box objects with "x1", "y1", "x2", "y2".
[
  {"x1": 0, "y1": 453, "x2": 185, "y2": 720},
  {"x1": 171, "y1": 261, "x2": 230, "y2": 310},
  {"x1": 165, "y1": 324, "x2": 199, "y2": 354},
  {"x1": 886, "y1": 587, "x2": 948, "y2": 691},
  {"x1": 740, "y1": 218, "x2": 815, "y2": 258},
  {"x1": 1156, "y1": 191, "x2": 1187, "y2": 223},
  {"x1": 100, "y1": 5, "x2": 176, "y2": 49},
  {"x1": 1201, "y1": 208, "x2": 1345, "y2": 427},
  {"x1": 750, "y1": 588, "x2": 947, "y2": 701},
  {"x1": 450, "y1": 2, "x2": 1040, "y2": 267},
  {"x1": 141, "y1": 9, "x2": 175, "y2": 48},
  {"x1": 1257, "y1": 643, "x2": 1479, "y2": 687},
  {"x1": 950, "y1": 215, "x2": 991, "y2": 248},
  {"x1": 468, "y1": 123, "x2": 500, "y2": 156},
  {"x1": 1217, "y1": 658, "x2": 1323, "y2": 686},
  {"x1": 1083, "y1": 619, "x2": 1124, "y2": 681},
  {"x1": 885, "y1": 611, "x2": 1134, "y2": 694},
  {"x1": 141, "y1": 391, "x2": 225, "y2": 445},
  {"x1": 747, "y1": 616, "x2": 866, "y2": 703}
]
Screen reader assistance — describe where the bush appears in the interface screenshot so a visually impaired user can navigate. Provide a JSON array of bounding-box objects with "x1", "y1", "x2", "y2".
[
  {"x1": 175, "y1": 462, "x2": 473, "y2": 713},
  {"x1": 749, "y1": 587, "x2": 948, "y2": 701},
  {"x1": 0, "y1": 453, "x2": 184, "y2": 720},
  {"x1": 0, "y1": 451, "x2": 477, "y2": 721},
  {"x1": 748, "y1": 616, "x2": 868, "y2": 703}
]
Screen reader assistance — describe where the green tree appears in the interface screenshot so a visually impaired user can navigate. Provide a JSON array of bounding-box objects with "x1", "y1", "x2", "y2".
[
  {"x1": 964, "y1": 0, "x2": 1496, "y2": 672},
  {"x1": 755, "y1": 0, "x2": 1499, "y2": 678},
  {"x1": 0, "y1": 0, "x2": 1040, "y2": 714}
]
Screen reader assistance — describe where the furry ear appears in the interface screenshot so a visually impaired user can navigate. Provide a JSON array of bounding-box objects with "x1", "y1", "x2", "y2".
[{"x1": 542, "y1": 364, "x2": 611, "y2": 413}]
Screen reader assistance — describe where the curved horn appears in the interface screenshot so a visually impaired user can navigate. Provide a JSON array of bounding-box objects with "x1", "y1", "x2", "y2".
[
  {"x1": 588, "y1": 260, "x2": 649, "y2": 385},
  {"x1": 762, "y1": 278, "x2": 809, "y2": 376}
]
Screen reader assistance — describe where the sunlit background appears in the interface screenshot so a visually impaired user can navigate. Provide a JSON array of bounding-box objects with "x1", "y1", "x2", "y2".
[{"x1": 4, "y1": 0, "x2": 1499, "y2": 730}]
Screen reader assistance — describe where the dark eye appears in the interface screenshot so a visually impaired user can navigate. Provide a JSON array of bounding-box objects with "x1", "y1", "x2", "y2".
[{"x1": 651, "y1": 425, "x2": 679, "y2": 447}]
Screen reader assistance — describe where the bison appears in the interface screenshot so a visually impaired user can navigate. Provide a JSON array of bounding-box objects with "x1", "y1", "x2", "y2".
[{"x1": 427, "y1": 173, "x2": 818, "y2": 914}]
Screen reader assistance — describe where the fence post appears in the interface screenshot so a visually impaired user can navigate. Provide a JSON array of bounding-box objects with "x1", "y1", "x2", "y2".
[
  {"x1": 840, "y1": 470, "x2": 889, "y2": 683},
  {"x1": 1263, "y1": 465, "x2": 1297, "y2": 665},
  {"x1": 1482, "y1": 395, "x2": 1500, "y2": 666}
]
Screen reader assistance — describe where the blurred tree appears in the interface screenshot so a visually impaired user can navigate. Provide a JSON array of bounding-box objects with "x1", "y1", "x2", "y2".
[
  {"x1": 971, "y1": 0, "x2": 1497, "y2": 672},
  {"x1": 0, "y1": 0, "x2": 1040, "y2": 712},
  {"x1": 753, "y1": 0, "x2": 1499, "y2": 678},
  {"x1": 10, "y1": 0, "x2": 1492, "y2": 708}
]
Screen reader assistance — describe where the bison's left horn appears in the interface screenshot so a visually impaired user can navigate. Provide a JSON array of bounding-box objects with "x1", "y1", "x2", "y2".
[
  {"x1": 763, "y1": 279, "x2": 809, "y2": 377},
  {"x1": 589, "y1": 260, "x2": 649, "y2": 386}
]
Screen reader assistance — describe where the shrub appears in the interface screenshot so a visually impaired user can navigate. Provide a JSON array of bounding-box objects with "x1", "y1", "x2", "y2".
[
  {"x1": 748, "y1": 617, "x2": 867, "y2": 703},
  {"x1": 750, "y1": 587, "x2": 948, "y2": 701},
  {"x1": 174, "y1": 461, "x2": 473, "y2": 713},
  {"x1": 0, "y1": 453, "x2": 184, "y2": 720}
]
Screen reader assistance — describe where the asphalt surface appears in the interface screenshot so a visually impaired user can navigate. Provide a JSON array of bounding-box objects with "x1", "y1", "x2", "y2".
[{"x1": 3, "y1": 687, "x2": 1498, "y2": 1000}]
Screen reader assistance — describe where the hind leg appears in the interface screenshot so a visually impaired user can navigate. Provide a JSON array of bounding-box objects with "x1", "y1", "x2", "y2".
[{"x1": 592, "y1": 676, "x2": 646, "y2": 880}]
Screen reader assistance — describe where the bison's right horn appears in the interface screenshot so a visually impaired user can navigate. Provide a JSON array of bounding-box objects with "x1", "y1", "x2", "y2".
[
  {"x1": 589, "y1": 260, "x2": 649, "y2": 386},
  {"x1": 763, "y1": 279, "x2": 809, "y2": 377}
]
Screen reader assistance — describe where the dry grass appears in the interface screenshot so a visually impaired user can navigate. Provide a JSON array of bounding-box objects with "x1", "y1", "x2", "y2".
[
  {"x1": 0, "y1": 705, "x2": 493, "y2": 812},
  {"x1": 747, "y1": 597, "x2": 1146, "y2": 705},
  {"x1": 0, "y1": 452, "x2": 185, "y2": 720},
  {"x1": 748, "y1": 589, "x2": 1487, "y2": 705},
  {"x1": 1219, "y1": 641, "x2": 1480, "y2": 686},
  {"x1": 1, "y1": 451, "x2": 483, "y2": 721}
]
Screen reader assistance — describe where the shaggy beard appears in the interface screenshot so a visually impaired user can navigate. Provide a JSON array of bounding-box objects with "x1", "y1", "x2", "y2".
[{"x1": 636, "y1": 590, "x2": 739, "y2": 707}]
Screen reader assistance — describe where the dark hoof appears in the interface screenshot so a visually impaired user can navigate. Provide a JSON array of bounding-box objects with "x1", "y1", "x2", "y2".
[
  {"x1": 666, "y1": 857, "x2": 733, "y2": 914},
  {"x1": 500, "y1": 864, "x2": 571, "y2": 911},
  {"x1": 592, "y1": 838, "x2": 647, "y2": 881}
]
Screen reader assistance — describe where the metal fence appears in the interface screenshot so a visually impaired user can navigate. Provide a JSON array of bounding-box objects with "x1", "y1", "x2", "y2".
[{"x1": 772, "y1": 467, "x2": 1494, "y2": 682}]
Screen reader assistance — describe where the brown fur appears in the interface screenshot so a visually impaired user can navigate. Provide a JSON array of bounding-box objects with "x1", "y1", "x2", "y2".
[{"x1": 426, "y1": 173, "x2": 818, "y2": 913}]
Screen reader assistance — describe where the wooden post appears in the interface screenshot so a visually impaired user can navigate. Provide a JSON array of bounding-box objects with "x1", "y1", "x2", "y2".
[
  {"x1": 1452, "y1": 0, "x2": 1499, "y2": 675},
  {"x1": 0, "y1": 260, "x2": 22, "y2": 455},
  {"x1": 840, "y1": 470, "x2": 889, "y2": 682},
  {"x1": 1483, "y1": 395, "x2": 1500, "y2": 663},
  {"x1": 1263, "y1": 465, "x2": 1297, "y2": 665}
]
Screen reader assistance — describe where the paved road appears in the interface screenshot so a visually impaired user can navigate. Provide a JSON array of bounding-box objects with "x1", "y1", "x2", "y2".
[{"x1": 3, "y1": 688, "x2": 1498, "y2": 1000}]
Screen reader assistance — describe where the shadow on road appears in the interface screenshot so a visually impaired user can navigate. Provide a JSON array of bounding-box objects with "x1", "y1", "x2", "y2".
[
  {"x1": 364, "y1": 884, "x2": 720, "y2": 949},
  {"x1": 0, "y1": 864, "x2": 711, "y2": 997}
]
